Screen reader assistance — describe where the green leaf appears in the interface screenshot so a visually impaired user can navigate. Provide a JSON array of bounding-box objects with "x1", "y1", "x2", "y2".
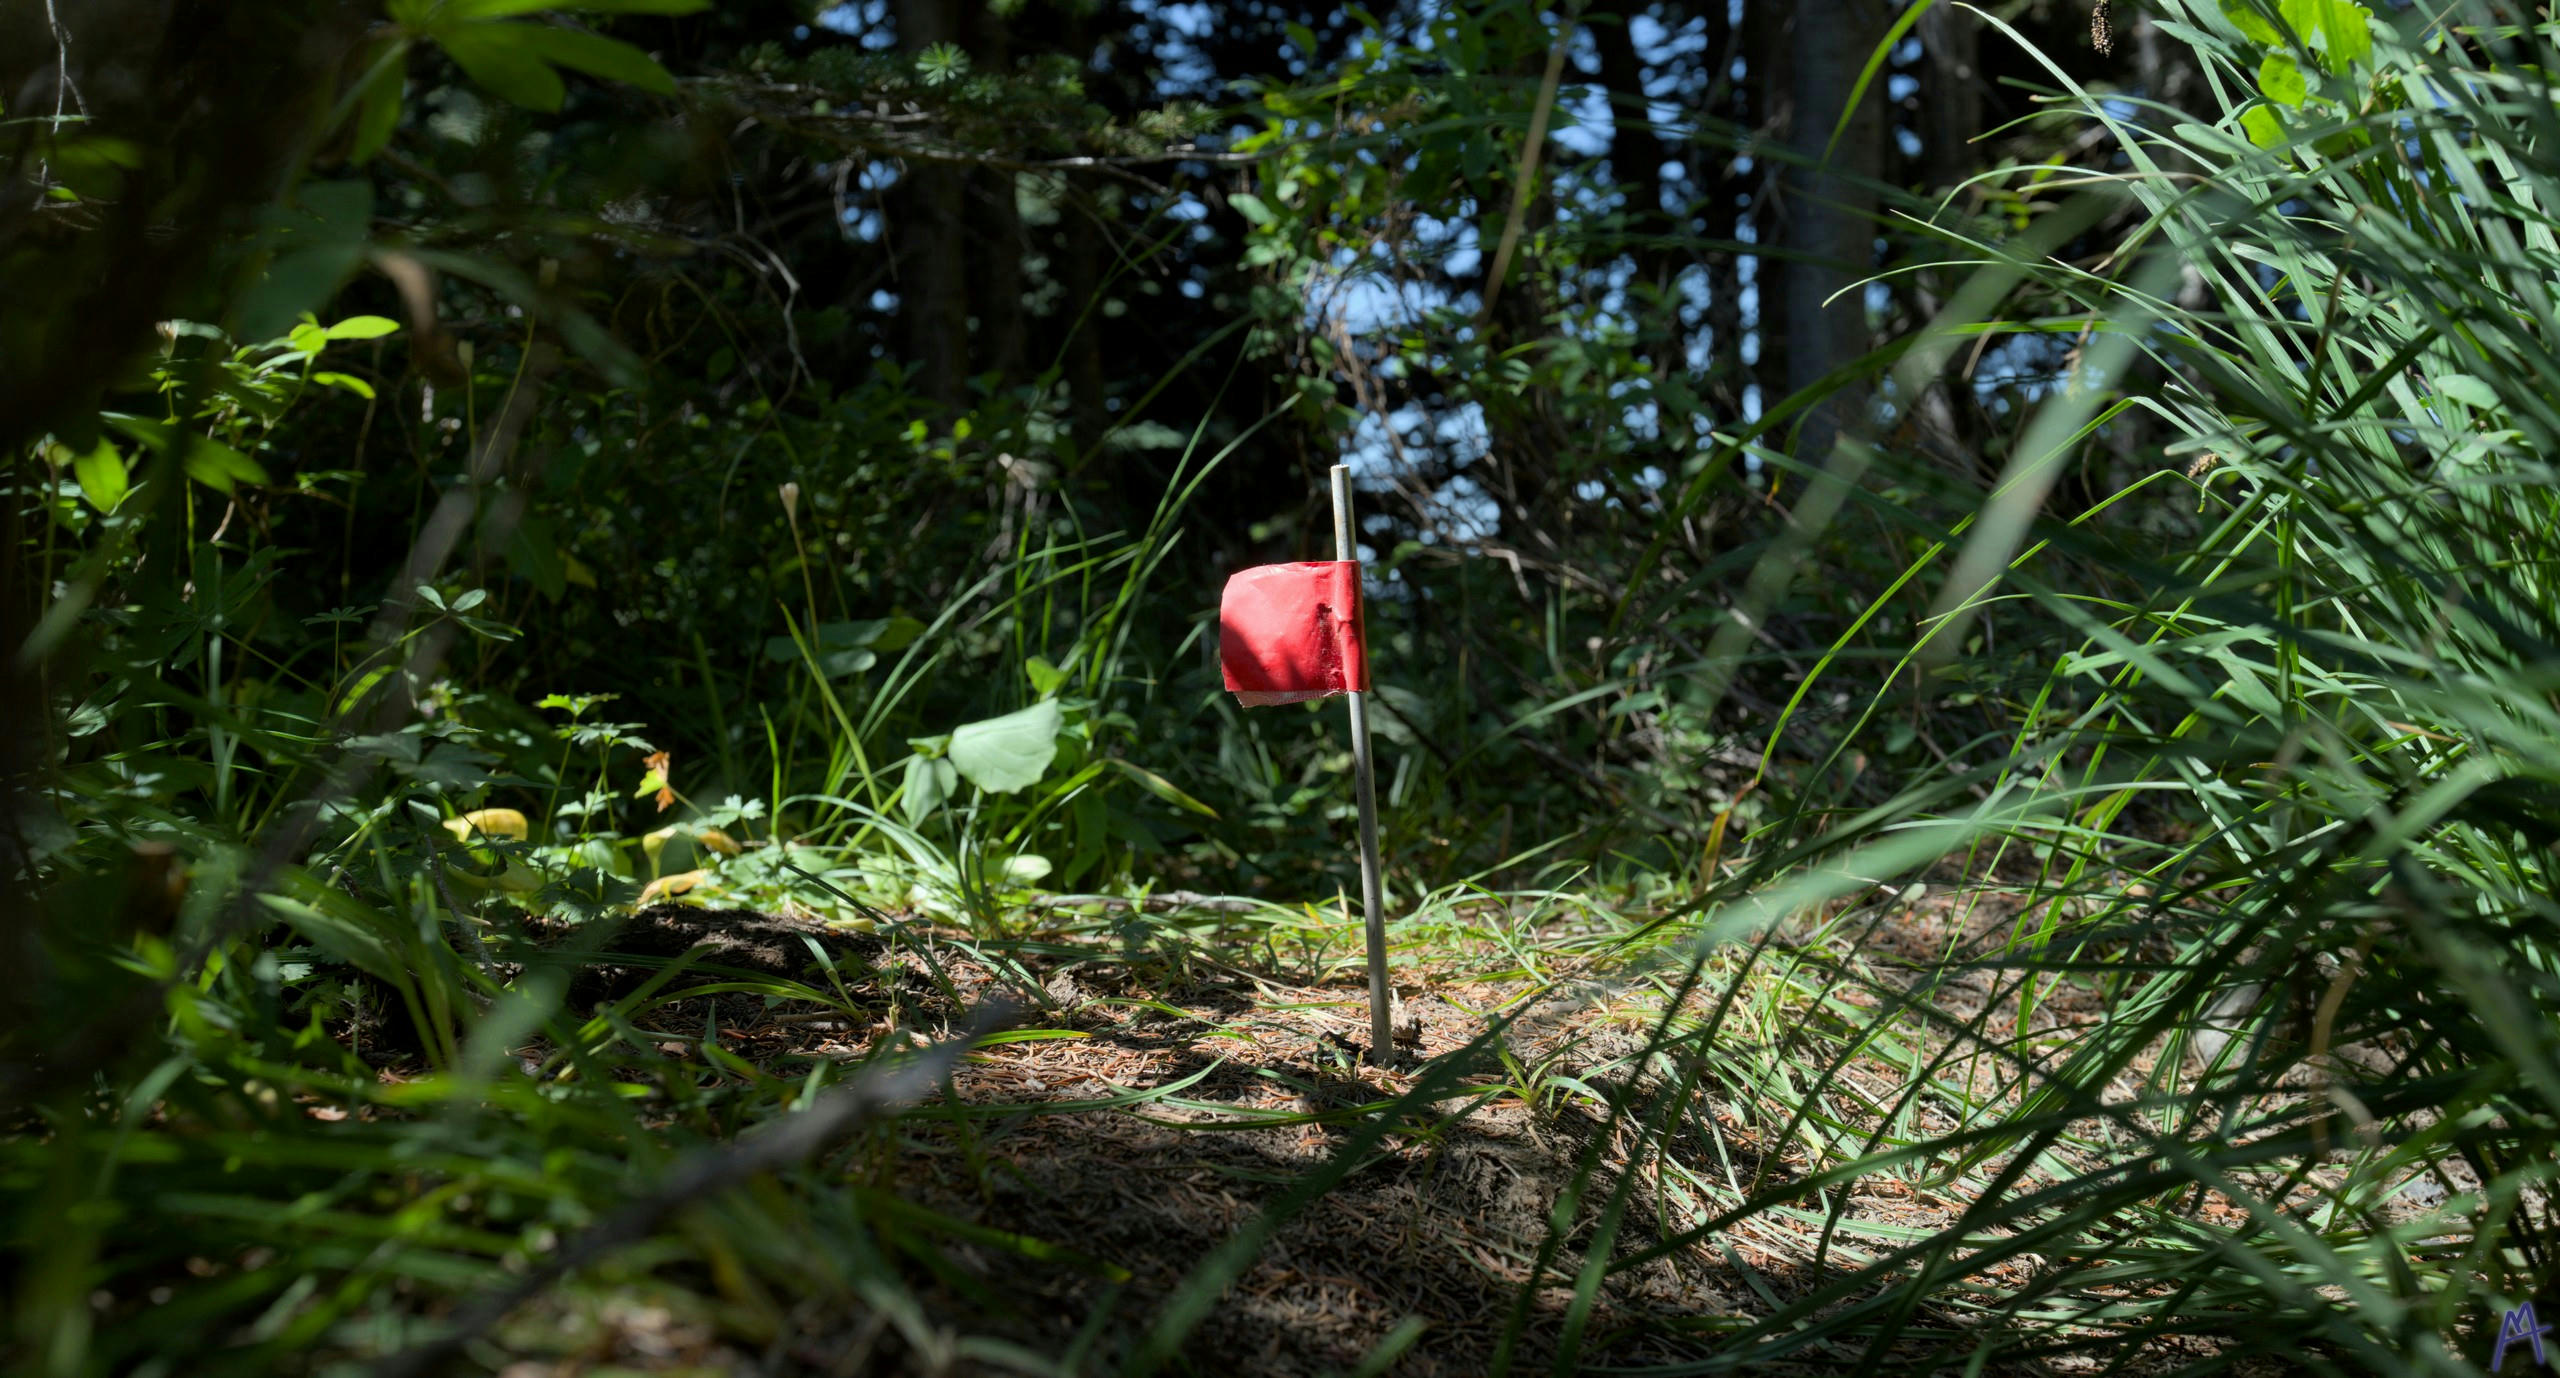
[
  {"x1": 71, "y1": 440, "x2": 128, "y2": 513},
  {"x1": 763, "y1": 620, "x2": 891, "y2": 677},
  {"x1": 1025, "y1": 655, "x2": 1069, "y2": 697},
  {"x1": 349, "y1": 43, "x2": 409, "y2": 163},
  {"x1": 902, "y1": 754, "x2": 957, "y2": 826},
  {"x1": 870, "y1": 615, "x2": 927, "y2": 653},
  {"x1": 510, "y1": 26, "x2": 676, "y2": 95},
  {"x1": 1103, "y1": 757, "x2": 1218, "y2": 819},
  {"x1": 311, "y1": 372, "x2": 377, "y2": 399},
  {"x1": 2289, "y1": 0, "x2": 2371, "y2": 71},
  {"x1": 946, "y1": 701, "x2": 1063, "y2": 794},
  {"x1": 263, "y1": 893, "x2": 408, "y2": 987},
  {"x1": 2258, "y1": 53, "x2": 2307, "y2": 107},
  {"x1": 327, "y1": 315, "x2": 402, "y2": 340},
  {"x1": 507, "y1": 515, "x2": 569, "y2": 599},
  {"x1": 448, "y1": 0, "x2": 708, "y2": 15},
  {"x1": 999, "y1": 853, "x2": 1052, "y2": 885},
  {"x1": 439, "y1": 26, "x2": 568, "y2": 111},
  {"x1": 2218, "y1": 0, "x2": 2283, "y2": 44},
  {"x1": 1231, "y1": 192, "x2": 1276, "y2": 227},
  {"x1": 2435, "y1": 374, "x2": 2500, "y2": 409},
  {"x1": 2241, "y1": 105, "x2": 2288, "y2": 150},
  {"x1": 182, "y1": 439, "x2": 269, "y2": 494}
]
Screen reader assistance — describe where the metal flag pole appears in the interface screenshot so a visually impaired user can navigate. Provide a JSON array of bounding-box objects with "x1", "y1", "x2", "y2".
[{"x1": 1331, "y1": 463, "x2": 1394, "y2": 1065}]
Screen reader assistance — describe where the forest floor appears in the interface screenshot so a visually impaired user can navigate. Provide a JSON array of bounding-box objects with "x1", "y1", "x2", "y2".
[{"x1": 447, "y1": 886, "x2": 2326, "y2": 1378}]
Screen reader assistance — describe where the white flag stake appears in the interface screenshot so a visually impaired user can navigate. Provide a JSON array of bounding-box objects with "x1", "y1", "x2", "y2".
[{"x1": 1332, "y1": 463, "x2": 1394, "y2": 1065}]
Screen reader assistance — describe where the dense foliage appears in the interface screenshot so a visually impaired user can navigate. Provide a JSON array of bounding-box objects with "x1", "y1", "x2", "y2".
[{"x1": 4, "y1": 0, "x2": 2556, "y2": 1373}]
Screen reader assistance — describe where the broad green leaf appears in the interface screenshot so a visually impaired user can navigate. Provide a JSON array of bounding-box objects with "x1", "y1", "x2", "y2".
[
  {"x1": 71, "y1": 440, "x2": 127, "y2": 513},
  {"x1": 510, "y1": 26, "x2": 676, "y2": 95},
  {"x1": 2258, "y1": 53, "x2": 2307, "y2": 107},
  {"x1": 2241, "y1": 105, "x2": 2288, "y2": 150},
  {"x1": 177, "y1": 435, "x2": 270, "y2": 494},
  {"x1": 2218, "y1": 0, "x2": 2283, "y2": 43},
  {"x1": 2290, "y1": 0, "x2": 2370, "y2": 71},
  {"x1": 946, "y1": 700, "x2": 1063, "y2": 794},
  {"x1": 327, "y1": 315, "x2": 402, "y2": 340},
  {"x1": 999, "y1": 853, "x2": 1052, "y2": 884},
  {"x1": 1231, "y1": 192, "x2": 1276, "y2": 227},
  {"x1": 2435, "y1": 374, "x2": 2499, "y2": 409},
  {"x1": 349, "y1": 43, "x2": 409, "y2": 163},
  {"x1": 870, "y1": 615, "x2": 927, "y2": 653},
  {"x1": 902, "y1": 754, "x2": 957, "y2": 826},
  {"x1": 439, "y1": 26, "x2": 568, "y2": 111},
  {"x1": 1025, "y1": 655, "x2": 1069, "y2": 697}
]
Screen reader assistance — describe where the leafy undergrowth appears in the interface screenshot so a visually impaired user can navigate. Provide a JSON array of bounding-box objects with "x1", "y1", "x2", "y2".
[{"x1": 132, "y1": 874, "x2": 2432, "y2": 1378}]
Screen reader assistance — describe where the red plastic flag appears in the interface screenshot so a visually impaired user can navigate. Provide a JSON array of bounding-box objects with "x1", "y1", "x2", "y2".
[{"x1": 1219, "y1": 561, "x2": 1368, "y2": 707}]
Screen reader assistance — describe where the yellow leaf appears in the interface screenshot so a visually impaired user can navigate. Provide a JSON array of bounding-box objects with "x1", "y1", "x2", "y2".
[
  {"x1": 694, "y1": 827, "x2": 742, "y2": 856},
  {"x1": 641, "y1": 824, "x2": 680, "y2": 863},
  {"x1": 639, "y1": 869, "x2": 710, "y2": 905},
  {"x1": 442, "y1": 808, "x2": 530, "y2": 842}
]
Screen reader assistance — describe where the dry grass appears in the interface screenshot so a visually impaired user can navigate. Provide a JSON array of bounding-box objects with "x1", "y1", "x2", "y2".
[{"x1": 460, "y1": 890, "x2": 2347, "y2": 1377}]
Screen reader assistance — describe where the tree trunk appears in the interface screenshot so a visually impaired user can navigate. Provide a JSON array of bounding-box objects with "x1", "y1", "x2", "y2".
[
  {"x1": 1774, "y1": 0, "x2": 1887, "y2": 460},
  {"x1": 893, "y1": 0, "x2": 969, "y2": 415},
  {"x1": 1917, "y1": 4, "x2": 1983, "y2": 200}
]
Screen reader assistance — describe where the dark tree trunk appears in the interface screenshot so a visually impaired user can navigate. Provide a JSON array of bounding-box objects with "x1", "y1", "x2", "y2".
[
  {"x1": 892, "y1": 0, "x2": 969, "y2": 414},
  {"x1": 971, "y1": 167, "x2": 1025, "y2": 385},
  {"x1": 1774, "y1": 0, "x2": 1888, "y2": 460},
  {"x1": 1917, "y1": 4, "x2": 1983, "y2": 200},
  {"x1": 1741, "y1": 0, "x2": 1791, "y2": 414},
  {"x1": 1060, "y1": 188, "x2": 1107, "y2": 462}
]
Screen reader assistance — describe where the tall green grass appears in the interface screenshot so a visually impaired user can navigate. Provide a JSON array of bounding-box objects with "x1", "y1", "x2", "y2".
[{"x1": 1356, "y1": 1, "x2": 2560, "y2": 1369}]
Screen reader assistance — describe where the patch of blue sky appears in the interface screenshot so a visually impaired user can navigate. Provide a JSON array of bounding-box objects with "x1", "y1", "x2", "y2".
[
  {"x1": 1319, "y1": 273, "x2": 1448, "y2": 337},
  {"x1": 814, "y1": 1, "x2": 895, "y2": 49},
  {"x1": 1618, "y1": 389, "x2": 1661, "y2": 442},
  {"x1": 1337, "y1": 404, "x2": 1500, "y2": 546},
  {"x1": 1552, "y1": 82, "x2": 1615, "y2": 160},
  {"x1": 1676, "y1": 262, "x2": 1711, "y2": 325},
  {"x1": 1124, "y1": 0, "x2": 1220, "y2": 95}
]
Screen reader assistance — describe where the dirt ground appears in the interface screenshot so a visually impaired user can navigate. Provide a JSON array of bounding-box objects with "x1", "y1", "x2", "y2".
[{"x1": 477, "y1": 896, "x2": 2360, "y2": 1377}]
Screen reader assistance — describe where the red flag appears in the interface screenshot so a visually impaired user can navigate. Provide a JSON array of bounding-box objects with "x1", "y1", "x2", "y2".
[{"x1": 1219, "y1": 561, "x2": 1368, "y2": 707}]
